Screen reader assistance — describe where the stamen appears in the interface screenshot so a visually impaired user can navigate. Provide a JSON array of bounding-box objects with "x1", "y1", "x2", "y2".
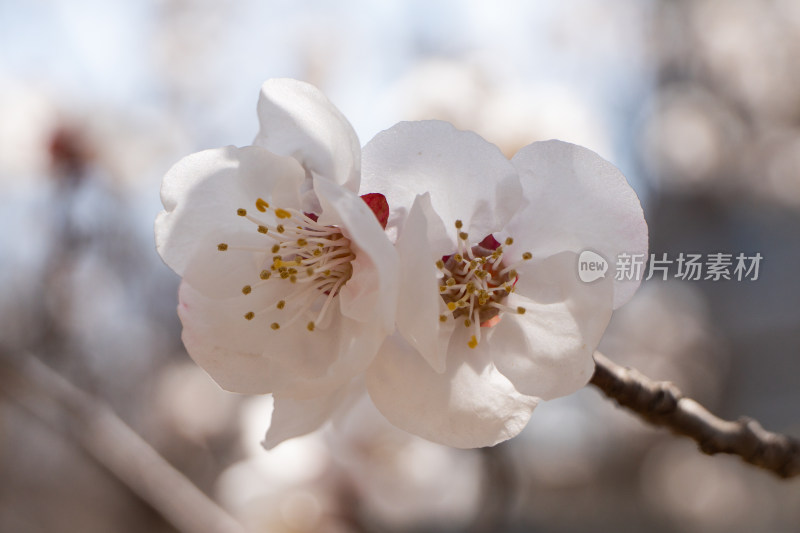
[
  {"x1": 217, "y1": 243, "x2": 228, "y2": 251},
  {"x1": 435, "y1": 224, "x2": 525, "y2": 348},
  {"x1": 229, "y1": 198, "x2": 356, "y2": 333}
]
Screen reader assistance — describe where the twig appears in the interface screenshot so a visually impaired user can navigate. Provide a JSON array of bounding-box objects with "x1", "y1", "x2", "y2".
[
  {"x1": 0, "y1": 353, "x2": 250, "y2": 533},
  {"x1": 590, "y1": 352, "x2": 800, "y2": 479}
]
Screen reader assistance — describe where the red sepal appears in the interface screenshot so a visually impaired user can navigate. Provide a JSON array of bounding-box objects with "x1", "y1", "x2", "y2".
[{"x1": 360, "y1": 192, "x2": 389, "y2": 229}]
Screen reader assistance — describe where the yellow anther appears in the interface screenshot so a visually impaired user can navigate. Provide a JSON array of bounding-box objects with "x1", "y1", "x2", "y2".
[
  {"x1": 323, "y1": 269, "x2": 331, "y2": 276},
  {"x1": 256, "y1": 198, "x2": 269, "y2": 212},
  {"x1": 459, "y1": 231, "x2": 469, "y2": 241},
  {"x1": 289, "y1": 275, "x2": 297, "y2": 283},
  {"x1": 439, "y1": 285, "x2": 447, "y2": 293},
  {"x1": 306, "y1": 267, "x2": 314, "y2": 277},
  {"x1": 522, "y1": 252, "x2": 532, "y2": 260},
  {"x1": 277, "y1": 225, "x2": 285, "y2": 233},
  {"x1": 244, "y1": 311, "x2": 255, "y2": 321},
  {"x1": 259, "y1": 270, "x2": 271, "y2": 280},
  {"x1": 307, "y1": 321, "x2": 315, "y2": 332},
  {"x1": 457, "y1": 299, "x2": 468, "y2": 307},
  {"x1": 297, "y1": 238, "x2": 308, "y2": 246},
  {"x1": 242, "y1": 285, "x2": 252, "y2": 295},
  {"x1": 275, "y1": 208, "x2": 292, "y2": 219},
  {"x1": 507, "y1": 269, "x2": 518, "y2": 279},
  {"x1": 280, "y1": 271, "x2": 289, "y2": 279},
  {"x1": 277, "y1": 300, "x2": 286, "y2": 309},
  {"x1": 271, "y1": 244, "x2": 280, "y2": 253},
  {"x1": 435, "y1": 259, "x2": 445, "y2": 269},
  {"x1": 288, "y1": 268, "x2": 297, "y2": 275},
  {"x1": 454, "y1": 253, "x2": 463, "y2": 263},
  {"x1": 258, "y1": 225, "x2": 268, "y2": 234},
  {"x1": 237, "y1": 208, "x2": 247, "y2": 216},
  {"x1": 464, "y1": 318, "x2": 472, "y2": 327},
  {"x1": 270, "y1": 322, "x2": 280, "y2": 330},
  {"x1": 455, "y1": 220, "x2": 463, "y2": 229},
  {"x1": 439, "y1": 314, "x2": 447, "y2": 322},
  {"x1": 217, "y1": 243, "x2": 228, "y2": 251},
  {"x1": 446, "y1": 278, "x2": 456, "y2": 286},
  {"x1": 447, "y1": 302, "x2": 457, "y2": 311},
  {"x1": 517, "y1": 306, "x2": 526, "y2": 314},
  {"x1": 465, "y1": 282, "x2": 475, "y2": 293},
  {"x1": 468, "y1": 335, "x2": 478, "y2": 349},
  {"x1": 505, "y1": 237, "x2": 514, "y2": 245}
]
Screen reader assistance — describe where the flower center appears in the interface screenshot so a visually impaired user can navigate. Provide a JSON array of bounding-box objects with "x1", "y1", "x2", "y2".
[
  {"x1": 436, "y1": 220, "x2": 532, "y2": 349},
  {"x1": 216, "y1": 198, "x2": 355, "y2": 332}
]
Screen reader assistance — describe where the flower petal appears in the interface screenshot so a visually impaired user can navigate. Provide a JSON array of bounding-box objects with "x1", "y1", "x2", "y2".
[
  {"x1": 181, "y1": 318, "x2": 276, "y2": 395},
  {"x1": 507, "y1": 140, "x2": 648, "y2": 308},
  {"x1": 178, "y1": 282, "x2": 385, "y2": 398},
  {"x1": 313, "y1": 176, "x2": 398, "y2": 333},
  {"x1": 394, "y1": 193, "x2": 453, "y2": 372},
  {"x1": 264, "y1": 386, "x2": 350, "y2": 449},
  {"x1": 155, "y1": 145, "x2": 305, "y2": 299},
  {"x1": 490, "y1": 252, "x2": 613, "y2": 400},
  {"x1": 366, "y1": 330, "x2": 539, "y2": 448},
  {"x1": 361, "y1": 120, "x2": 525, "y2": 241},
  {"x1": 254, "y1": 78, "x2": 361, "y2": 193}
]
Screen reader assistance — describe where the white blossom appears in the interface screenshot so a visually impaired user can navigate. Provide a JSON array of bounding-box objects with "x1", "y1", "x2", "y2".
[
  {"x1": 155, "y1": 79, "x2": 398, "y2": 448},
  {"x1": 361, "y1": 120, "x2": 648, "y2": 447}
]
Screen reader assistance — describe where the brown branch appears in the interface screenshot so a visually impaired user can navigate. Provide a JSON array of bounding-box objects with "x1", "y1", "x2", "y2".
[
  {"x1": 590, "y1": 352, "x2": 800, "y2": 479},
  {"x1": 0, "y1": 353, "x2": 250, "y2": 533}
]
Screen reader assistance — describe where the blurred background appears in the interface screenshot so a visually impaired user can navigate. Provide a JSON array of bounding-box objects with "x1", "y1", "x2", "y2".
[{"x1": 1, "y1": 0, "x2": 799, "y2": 531}]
